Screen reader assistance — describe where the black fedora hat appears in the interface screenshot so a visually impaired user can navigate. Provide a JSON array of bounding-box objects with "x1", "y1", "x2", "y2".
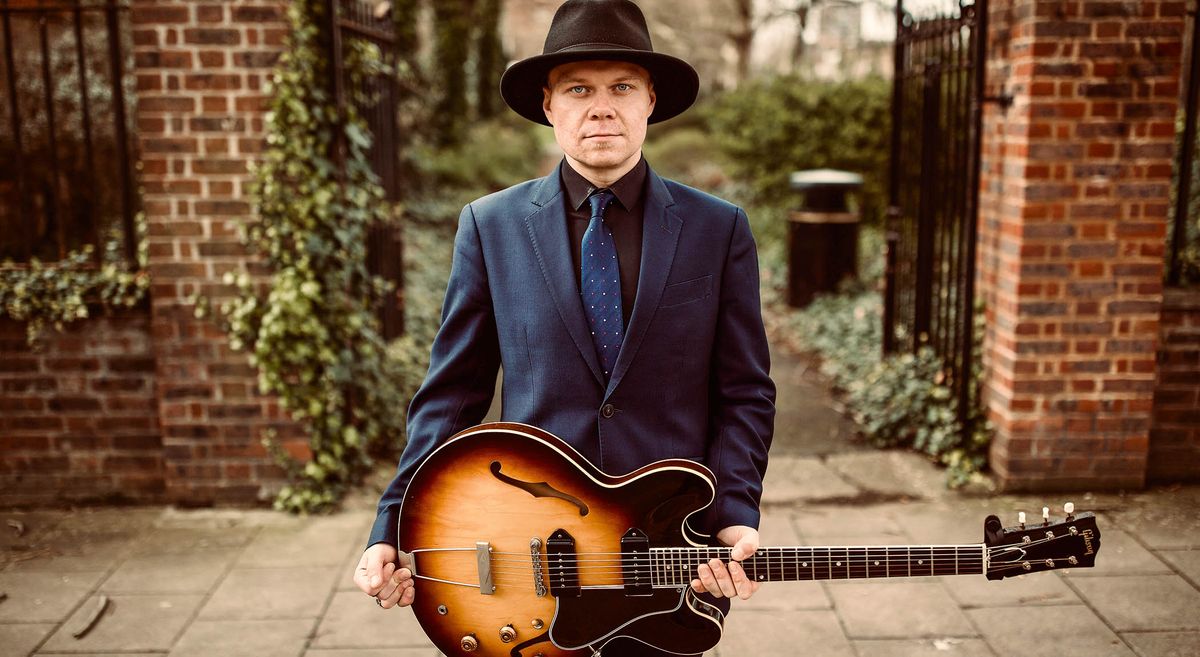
[{"x1": 500, "y1": 0, "x2": 699, "y2": 126}]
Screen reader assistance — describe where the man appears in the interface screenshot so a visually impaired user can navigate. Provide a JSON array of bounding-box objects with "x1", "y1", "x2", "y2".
[{"x1": 354, "y1": 0, "x2": 775, "y2": 651}]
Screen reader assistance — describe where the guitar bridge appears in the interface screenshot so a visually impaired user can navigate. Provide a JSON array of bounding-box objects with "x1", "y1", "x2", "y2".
[
  {"x1": 476, "y1": 541, "x2": 494, "y2": 595},
  {"x1": 530, "y1": 537, "x2": 547, "y2": 597}
]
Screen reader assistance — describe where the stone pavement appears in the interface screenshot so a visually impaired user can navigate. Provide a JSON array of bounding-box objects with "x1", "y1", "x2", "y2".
[{"x1": 2, "y1": 350, "x2": 1198, "y2": 656}]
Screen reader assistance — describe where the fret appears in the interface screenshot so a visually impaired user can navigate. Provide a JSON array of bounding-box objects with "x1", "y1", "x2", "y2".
[
  {"x1": 848, "y1": 547, "x2": 868, "y2": 579},
  {"x1": 914, "y1": 546, "x2": 934, "y2": 577},
  {"x1": 932, "y1": 547, "x2": 956, "y2": 577},
  {"x1": 866, "y1": 546, "x2": 888, "y2": 579},
  {"x1": 800, "y1": 548, "x2": 815, "y2": 580}
]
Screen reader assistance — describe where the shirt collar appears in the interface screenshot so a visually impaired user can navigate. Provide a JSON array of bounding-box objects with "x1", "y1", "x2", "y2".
[{"x1": 561, "y1": 155, "x2": 647, "y2": 213}]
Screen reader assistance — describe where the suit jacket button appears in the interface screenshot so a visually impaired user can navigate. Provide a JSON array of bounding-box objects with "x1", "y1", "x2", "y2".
[{"x1": 601, "y1": 404, "x2": 615, "y2": 419}]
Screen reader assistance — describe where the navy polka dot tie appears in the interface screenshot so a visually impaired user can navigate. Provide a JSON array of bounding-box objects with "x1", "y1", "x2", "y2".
[{"x1": 582, "y1": 190, "x2": 622, "y2": 378}]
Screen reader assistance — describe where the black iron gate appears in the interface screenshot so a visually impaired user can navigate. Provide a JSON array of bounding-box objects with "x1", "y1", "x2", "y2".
[
  {"x1": 884, "y1": 0, "x2": 991, "y2": 432},
  {"x1": 324, "y1": 0, "x2": 404, "y2": 339}
]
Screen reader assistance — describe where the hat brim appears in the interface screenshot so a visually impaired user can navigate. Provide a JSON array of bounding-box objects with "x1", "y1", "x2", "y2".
[{"x1": 500, "y1": 49, "x2": 699, "y2": 126}]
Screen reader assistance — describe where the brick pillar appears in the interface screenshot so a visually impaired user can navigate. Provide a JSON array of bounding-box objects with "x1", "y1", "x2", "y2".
[
  {"x1": 977, "y1": 0, "x2": 1186, "y2": 490},
  {"x1": 131, "y1": 0, "x2": 307, "y2": 505}
]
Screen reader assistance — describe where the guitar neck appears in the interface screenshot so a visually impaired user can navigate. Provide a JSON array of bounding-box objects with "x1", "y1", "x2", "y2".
[{"x1": 650, "y1": 545, "x2": 985, "y2": 587}]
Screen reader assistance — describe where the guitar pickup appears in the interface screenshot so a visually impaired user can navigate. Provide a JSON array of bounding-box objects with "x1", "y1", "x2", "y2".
[
  {"x1": 621, "y1": 528, "x2": 652, "y2": 596},
  {"x1": 476, "y1": 541, "x2": 494, "y2": 595},
  {"x1": 546, "y1": 528, "x2": 580, "y2": 597}
]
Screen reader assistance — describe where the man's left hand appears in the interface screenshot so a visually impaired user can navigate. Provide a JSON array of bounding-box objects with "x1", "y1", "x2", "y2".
[{"x1": 691, "y1": 525, "x2": 761, "y2": 600}]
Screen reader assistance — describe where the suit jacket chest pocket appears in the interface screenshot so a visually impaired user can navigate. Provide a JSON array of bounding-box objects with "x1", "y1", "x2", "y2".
[{"x1": 659, "y1": 274, "x2": 712, "y2": 309}]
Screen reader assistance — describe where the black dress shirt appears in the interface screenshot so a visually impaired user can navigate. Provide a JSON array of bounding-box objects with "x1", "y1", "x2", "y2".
[{"x1": 561, "y1": 156, "x2": 647, "y2": 328}]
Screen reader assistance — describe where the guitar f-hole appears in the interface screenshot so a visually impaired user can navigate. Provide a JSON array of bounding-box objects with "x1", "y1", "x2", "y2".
[{"x1": 490, "y1": 461, "x2": 590, "y2": 516}]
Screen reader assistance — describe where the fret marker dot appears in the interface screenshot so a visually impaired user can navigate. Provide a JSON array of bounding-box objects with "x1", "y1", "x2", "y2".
[
  {"x1": 874, "y1": 561, "x2": 880, "y2": 566},
  {"x1": 836, "y1": 562, "x2": 842, "y2": 567},
  {"x1": 758, "y1": 575, "x2": 764, "y2": 580},
  {"x1": 918, "y1": 560, "x2": 924, "y2": 564},
  {"x1": 802, "y1": 562, "x2": 808, "y2": 567}
]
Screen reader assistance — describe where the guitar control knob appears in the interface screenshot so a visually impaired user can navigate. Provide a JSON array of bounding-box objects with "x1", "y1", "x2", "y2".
[
  {"x1": 499, "y1": 625, "x2": 517, "y2": 642},
  {"x1": 460, "y1": 634, "x2": 479, "y2": 652}
]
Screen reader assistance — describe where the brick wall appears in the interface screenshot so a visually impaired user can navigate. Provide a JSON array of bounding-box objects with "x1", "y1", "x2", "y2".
[
  {"x1": 1148, "y1": 288, "x2": 1200, "y2": 482},
  {"x1": 0, "y1": 310, "x2": 162, "y2": 505},
  {"x1": 132, "y1": 0, "x2": 307, "y2": 506},
  {"x1": 977, "y1": 0, "x2": 1185, "y2": 490}
]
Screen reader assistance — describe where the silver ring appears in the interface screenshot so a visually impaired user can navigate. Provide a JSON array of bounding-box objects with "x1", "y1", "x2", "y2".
[{"x1": 375, "y1": 597, "x2": 384, "y2": 608}]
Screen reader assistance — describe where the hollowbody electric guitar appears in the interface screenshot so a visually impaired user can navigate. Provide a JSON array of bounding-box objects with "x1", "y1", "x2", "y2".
[{"x1": 396, "y1": 423, "x2": 1102, "y2": 657}]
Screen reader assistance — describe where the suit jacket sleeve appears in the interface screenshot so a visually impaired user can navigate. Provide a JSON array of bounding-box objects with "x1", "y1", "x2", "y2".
[
  {"x1": 367, "y1": 203, "x2": 501, "y2": 548},
  {"x1": 705, "y1": 207, "x2": 776, "y2": 532}
]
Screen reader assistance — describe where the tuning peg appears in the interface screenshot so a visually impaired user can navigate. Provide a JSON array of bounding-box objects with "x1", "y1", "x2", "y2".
[
  {"x1": 1064, "y1": 502, "x2": 1075, "y2": 519},
  {"x1": 1018, "y1": 511, "x2": 1026, "y2": 529},
  {"x1": 1042, "y1": 507, "x2": 1050, "y2": 525}
]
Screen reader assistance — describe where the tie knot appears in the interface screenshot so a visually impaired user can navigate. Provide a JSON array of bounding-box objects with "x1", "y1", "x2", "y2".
[{"x1": 587, "y1": 190, "x2": 615, "y2": 219}]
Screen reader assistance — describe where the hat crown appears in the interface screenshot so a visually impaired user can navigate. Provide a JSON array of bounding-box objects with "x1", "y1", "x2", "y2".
[{"x1": 542, "y1": 0, "x2": 654, "y2": 55}]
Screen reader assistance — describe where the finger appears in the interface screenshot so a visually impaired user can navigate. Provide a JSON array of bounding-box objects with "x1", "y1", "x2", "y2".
[
  {"x1": 728, "y1": 561, "x2": 753, "y2": 600},
  {"x1": 709, "y1": 558, "x2": 738, "y2": 598},
  {"x1": 398, "y1": 582, "x2": 416, "y2": 607},
  {"x1": 353, "y1": 552, "x2": 373, "y2": 594},
  {"x1": 696, "y1": 563, "x2": 722, "y2": 598},
  {"x1": 365, "y1": 548, "x2": 386, "y2": 591},
  {"x1": 379, "y1": 573, "x2": 415, "y2": 609},
  {"x1": 730, "y1": 536, "x2": 758, "y2": 562},
  {"x1": 376, "y1": 562, "x2": 399, "y2": 599}
]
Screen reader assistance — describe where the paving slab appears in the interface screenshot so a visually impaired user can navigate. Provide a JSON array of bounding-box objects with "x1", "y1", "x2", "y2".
[
  {"x1": 199, "y1": 567, "x2": 338, "y2": 620},
  {"x1": 168, "y1": 619, "x2": 315, "y2": 657},
  {"x1": 825, "y1": 451, "x2": 951, "y2": 501},
  {"x1": 792, "y1": 506, "x2": 906, "y2": 540},
  {"x1": 760, "y1": 455, "x2": 858, "y2": 504},
  {"x1": 236, "y1": 515, "x2": 366, "y2": 569},
  {"x1": 1120, "y1": 631, "x2": 1200, "y2": 657},
  {"x1": 1067, "y1": 575, "x2": 1200, "y2": 631},
  {"x1": 100, "y1": 548, "x2": 237, "y2": 594},
  {"x1": 309, "y1": 590, "x2": 435, "y2": 650},
  {"x1": 895, "y1": 502, "x2": 997, "y2": 545},
  {"x1": 966, "y1": 605, "x2": 1134, "y2": 657},
  {"x1": 0, "y1": 623, "x2": 55, "y2": 657},
  {"x1": 1063, "y1": 529, "x2": 1171, "y2": 577},
  {"x1": 716, "y1": 609, "x2": 853, "y2": 657},
  {"x1": 1107, "y1": 506, "x2": 1200, "y2": 551},
  {"x1": 852, "y1": 638, "x2": 996, "y2": 657},
  {"x1": 826, "y1": 581, "x2": 975, "y2": 639},
  {"x1": 944, "y1": 571, "x2": 1079, "y2": 608},
  {"x1": 126, "y1": 526, "x2": 259, "y2": 556},
  {"x1": 0, "y1": 570, "x2": 106, "y2": 623},
  {"x1": 40, "y1": 593, "x2": 203, "y2": 653},
  {"x1": 1157, "y1": 549, "x2": 1200, "y2": 586}
]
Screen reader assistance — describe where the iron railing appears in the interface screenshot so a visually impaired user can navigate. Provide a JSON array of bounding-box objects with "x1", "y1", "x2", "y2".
[
  {"x1": 1169, "y1": 1, "x2": 1200, "y2": 286},
  {"x1": 885, "y1": 0, "x2": 990, "y2": 433},
  {"x1": 324, "y1": 0, "x2": 404, "y2": 339},
  {"x1": 0, "y1": 0, "x2": 137, "y2": 264}
]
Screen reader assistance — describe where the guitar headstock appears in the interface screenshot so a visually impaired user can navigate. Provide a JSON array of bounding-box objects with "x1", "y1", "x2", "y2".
[{"x1": 983, "y1": 503, "x2": 1101, "y2": 580}]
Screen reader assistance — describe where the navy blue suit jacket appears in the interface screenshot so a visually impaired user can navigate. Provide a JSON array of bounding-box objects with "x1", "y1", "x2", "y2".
[{"x1": 368, "y1": 164, "x2": 775, "y2": 547}]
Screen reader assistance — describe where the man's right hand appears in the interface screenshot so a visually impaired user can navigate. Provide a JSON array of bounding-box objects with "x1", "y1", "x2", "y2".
[{"x1": 354, "y1": 543, "x2": 415, "y2": 609}]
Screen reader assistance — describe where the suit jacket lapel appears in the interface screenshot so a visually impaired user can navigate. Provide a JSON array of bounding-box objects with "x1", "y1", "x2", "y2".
[
  {"x1": 606, "y1": 169, "x2": 680, "y2": 397},
  {"x1": 523, "y1": 168, "x2": 606, "y2": 386}
]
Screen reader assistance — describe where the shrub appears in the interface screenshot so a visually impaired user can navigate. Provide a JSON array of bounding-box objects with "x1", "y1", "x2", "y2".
[{"x1": 704, "y1": 75, "x2": 891, "y2": 240}]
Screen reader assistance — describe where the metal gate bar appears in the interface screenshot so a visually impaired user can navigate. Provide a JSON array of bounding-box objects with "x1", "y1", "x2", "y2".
[{"x1": 885, "y1": 0, "x2": 988, "y2": 436}]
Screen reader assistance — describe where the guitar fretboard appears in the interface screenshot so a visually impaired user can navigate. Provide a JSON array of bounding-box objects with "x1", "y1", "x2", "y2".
[{"x1": 647, "y1": 545, "x2": 985, "y2": 587}]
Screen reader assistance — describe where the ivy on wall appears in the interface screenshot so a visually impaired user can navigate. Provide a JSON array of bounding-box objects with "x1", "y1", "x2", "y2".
[
  {"x1": 208, "y1": 0, "x2": 408, "y2": 512},
  {"x1": 0, "y1": 217, "x2": 149, "y2": 346}
]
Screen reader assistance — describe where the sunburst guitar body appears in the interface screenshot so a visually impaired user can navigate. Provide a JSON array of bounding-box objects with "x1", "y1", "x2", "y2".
[{"x1": 396, "y1": 423, "x2": 1101, "y2": 657}]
